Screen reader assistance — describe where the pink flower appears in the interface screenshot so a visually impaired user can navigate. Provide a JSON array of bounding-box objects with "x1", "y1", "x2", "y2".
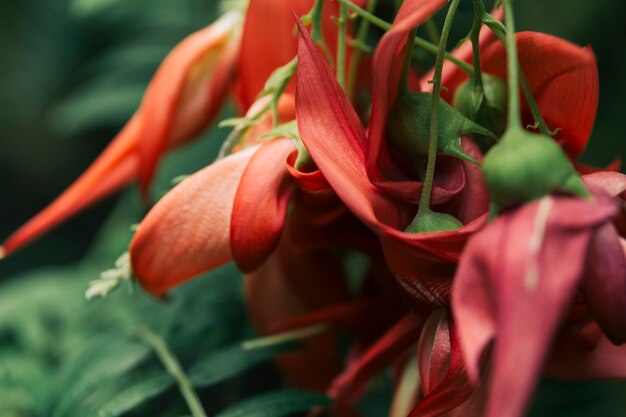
[{"x1": 452, "y1": 175, "x2": 626, "y2": 417}]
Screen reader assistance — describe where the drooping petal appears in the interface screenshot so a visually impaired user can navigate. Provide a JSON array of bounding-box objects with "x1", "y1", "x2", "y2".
[
  {"x1": 452, "y1": 193, "x2": 618, "y2": 417},
  {"x1": 1, "y1": 12, "x2": 243, "y2": 258},
  {"x1": 411, "y1": 311, "x2": 479, "y2": 417},
  {"x1": 231, "y1": 138, "x2": 296, "y2": 273},
  {"x1": 1, "y1": 116, "x2": 141, "y2": 257},
  {"x1": 580, "y1": 227, "x2": 626, "y2": 344},
  {"x1": 479, "y1": 32, "x2": 599, "y2": 158},
  {"x1": 130, "y1": 146, "x2": 258, "y2": 296},
  {"x1": 295, "y1": 17, "x2": 485, "y2": 267},
  {"x1": 137, "y1": 10, "x2": 242, "y2": 196}
]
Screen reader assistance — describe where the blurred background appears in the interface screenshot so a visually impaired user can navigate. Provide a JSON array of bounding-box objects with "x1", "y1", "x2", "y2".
[{"x1": 0, "y1": 0, "x2": 625, "y2": 416}]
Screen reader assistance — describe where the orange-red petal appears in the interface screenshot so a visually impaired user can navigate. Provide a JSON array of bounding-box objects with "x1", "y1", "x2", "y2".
[{"x1": 130, "y1": 146, "x2": 257, "y2": 296}]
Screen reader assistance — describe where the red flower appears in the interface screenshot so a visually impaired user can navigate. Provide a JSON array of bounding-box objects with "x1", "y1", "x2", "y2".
[
  {"x1": 452, "y1": 177, "x2": 626, "y2": 417},
  {"x1": 0, "y1": 10, "x2": 243, "y2": 258}
]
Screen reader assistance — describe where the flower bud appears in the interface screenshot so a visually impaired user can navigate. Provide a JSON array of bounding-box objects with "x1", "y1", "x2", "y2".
[
  {"x1": 453, "y1": 74, "x2": 507, "y2": 140},
  {"x1": 482, "y1": 128, "x2": 587, "y2": 209}
]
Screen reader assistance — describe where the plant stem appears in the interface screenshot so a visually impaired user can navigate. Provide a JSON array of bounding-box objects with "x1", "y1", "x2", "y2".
[
  {"x1": 138, "y1": 326, "x2": 207, "y2": 417},
  {"x1": 399, "y1": 28, "x2": 418, "y2": 94},
  {"x1": 337, "y1": 0, "x2": 348, "y2": 88},
  {"x1": 417, "y1": 0, "x2": 462, "y2": 213},
  {"x1": 470, "y1": 0, "x2": 486, "y2": 90},
  {"x1": 502, "y1": 0, "x2": 521, "y2": 130},
  {"x1": 339, "y1": 0, "x2": 473, "y2": 75},
  {"x1": 347, "y1": 0, "x2": 379, "y2": 99}
]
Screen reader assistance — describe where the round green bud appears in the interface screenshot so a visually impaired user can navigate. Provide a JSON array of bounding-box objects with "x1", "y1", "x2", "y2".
[
  {"x1": 453, "y1": 74, "x2": 507, "y2": 138},
  {"x1": 482, "y1": 128, "x2": 580, "y2": 208}
]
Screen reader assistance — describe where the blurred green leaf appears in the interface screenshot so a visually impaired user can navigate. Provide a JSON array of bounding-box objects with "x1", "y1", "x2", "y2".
[
  {"x1": 189, "y1": 341, "x2": 300, "y2": 388},
  {"x1": 215, "y1": 390, "x2": 333, "y2": 417}
]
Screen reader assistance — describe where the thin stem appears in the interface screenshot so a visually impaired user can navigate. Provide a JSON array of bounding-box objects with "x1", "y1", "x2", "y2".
[
  {"x1": 339, "y1": 0, "x2": 473, "y2": 75},
  {"x1": 519, "y1": 68, "x2": 550, "y2": 135},
  {"x1": 337, "y1": 1, "x2": 348, "y2": 88},
  {"x1": 418, "y1": 0, "x2": 462, "y2": 212},
  {"x1": 347, "y1": 0, "x2": 379, "y2": 99},
  {"x1": 138, "y1": 326, "x2": 207, "y2": 417},
  {"x1": 470, "y1": 0, "x2": 486, "y2": 90},
  {"x1": 502, "y1": 0, "x2": 521, "y2": 130}
]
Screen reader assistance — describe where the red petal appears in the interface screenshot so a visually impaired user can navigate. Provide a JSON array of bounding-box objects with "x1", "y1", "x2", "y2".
[
  {"x1": 1, "y1": 116, "x2": 141, "y2": 257},
  {"x1": 245, "y1": 247, "x2": 342, "y2": 391},
  {"x1": 575, "y1": 157, "x2": 621, "y2": 175},
  {"x1": 480, "y1": 32, "x2": 599, "y2": 158},
  {"x1": 231, "y1": 138, "x2": 296, "y2": 273},
  {"x1": 328, "y1": 314, "x2": 424, "y2": 404},
  {"x1": 137, "y1": 11, "x2": 241, "y2": 196},
  {"x1": 453, "y1": 194, "x2": 617, "y2": 417},
  {"x1": 411, "y1": 312, "x2": 478, "y2": 416},
  {"x1": 130, "y1": 147, "x2": 257, "y2": 296}
]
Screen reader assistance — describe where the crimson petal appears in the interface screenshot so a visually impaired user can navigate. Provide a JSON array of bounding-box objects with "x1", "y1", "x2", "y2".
[{"x1": 231, "y1": 138, "x2": 296, "y2": 273}]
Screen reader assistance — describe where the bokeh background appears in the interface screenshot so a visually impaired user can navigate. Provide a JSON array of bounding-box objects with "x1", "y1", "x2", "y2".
[{"x1": 0, "y1": 0, "x2": 625, "y2": 416}]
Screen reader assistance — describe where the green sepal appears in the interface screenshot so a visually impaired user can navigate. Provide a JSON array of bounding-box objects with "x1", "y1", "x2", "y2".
[
  {"x1": 453, "y1": 73, "x2": 507, "y2": 140},
  {"x1": 482, "y1": 127, "x2": 589, "y2": 208},
  {"x1": 405, "y1": 208, "x2": 463, "y2": 233},
  {"x1": 387, "y1": 91, "x2": 495, "y2": 167}
]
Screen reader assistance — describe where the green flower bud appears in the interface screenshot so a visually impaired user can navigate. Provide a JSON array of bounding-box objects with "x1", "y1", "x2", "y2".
[
  {"x1": 482, "y1": 128, "x2": 588, "y2": 209},
  {"x1": 453, "y1": 74, "x2": 507, "y2": 139},
  {"x1": 405, "y1": 208, "x2": 463, "y2": 233}
]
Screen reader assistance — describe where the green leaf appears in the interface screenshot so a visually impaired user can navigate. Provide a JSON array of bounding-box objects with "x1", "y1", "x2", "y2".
[
  {"x1": 96, "y1": 373, "x2": 174, "y2": 417},
  {"x1": 215, "y1": 390, "x2": 333, "y2": 417},
  {"x1": 189, "y1": 340, "x2": 300, "y2": 388}
]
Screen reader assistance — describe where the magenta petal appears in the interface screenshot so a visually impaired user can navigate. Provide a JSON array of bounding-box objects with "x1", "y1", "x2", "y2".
[
  {"x1": 547, "y1": 334, "x2": 626, "y2": 379},
  {"x1": 452, "y1": 194, "x2": 617, "y2": 417},
  {"x1": 581, "y1": 226, "x2": 626, "y2": 344},
  {"x1": 231, "y1": 138, "x2": 296, "y2": 273}
]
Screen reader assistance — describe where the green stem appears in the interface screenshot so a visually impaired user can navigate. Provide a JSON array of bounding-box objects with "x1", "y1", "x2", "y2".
[
  {"x1": 470, "y1": 0, "x2": 486, "y2": 90},
  {"x1": 347, "y1": 0, "x2": 379, "y2": 99},
  {"x1": 502, "y1": 0, "x2": 521, "y2": 130},
  {"x1": 339, "y1": 0, "x2": 473, "y2": 75},
  {"x1": 417, "y1": 0, "x2": 462, "y2": 212},
  {"x1": 485, "y1": 16, "x2": 551, "y2": 136},
  {"x1": 138, "y1": 326, "x2": 207, "y2": 417},
  {"x1": 337, "y1": 0, "x2": 348, "y2": 88}
]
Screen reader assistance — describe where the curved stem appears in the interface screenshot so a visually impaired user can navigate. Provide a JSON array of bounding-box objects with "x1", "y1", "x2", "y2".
[
  {"x1": 337, "y1": 0, "x2": 348, "y2": 88},
  {"x1": 417, "y1": 0, "x2": 462, "y2": 212},
  {"x1": 470, "y1": 0, "x2": 486, "y2": 90},
  {"x1": 347, "y1": 0, "x2": 379, "y2": 99},
  {"x1": 138, "y1": 326, "x2": 207, "y2": 417},
  {"x1": 502, "y1": 0, "x2": 522, "y2": 130}
]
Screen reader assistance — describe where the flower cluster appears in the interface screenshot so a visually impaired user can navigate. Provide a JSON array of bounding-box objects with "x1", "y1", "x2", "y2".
[{"x1": 4, "y1": 0, "x2": 626, "y2": 416}]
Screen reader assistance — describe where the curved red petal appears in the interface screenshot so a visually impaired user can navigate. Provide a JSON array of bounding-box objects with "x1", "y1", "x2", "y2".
[
  {"x1": 137, "y1": 11, "x2": 241, "y2": 197},
  {"x1": 328, "y1": 314, "x2": 424, "y2": 404},
  {"x1": 480, "y1": 32, "x2": 599, "y2": 158},
  {"x1": 546, "y1": 334, "x2": 626, "y2": 379},
  {"x1": 1, "y1": 116, "x2": 141, "y2": 257},
  {"x1": 130, "y1": 146, "x2": 257, "y2": 296},
  {"x1": 231, "y1": 138, "x2": 296, "y2": 273}
]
